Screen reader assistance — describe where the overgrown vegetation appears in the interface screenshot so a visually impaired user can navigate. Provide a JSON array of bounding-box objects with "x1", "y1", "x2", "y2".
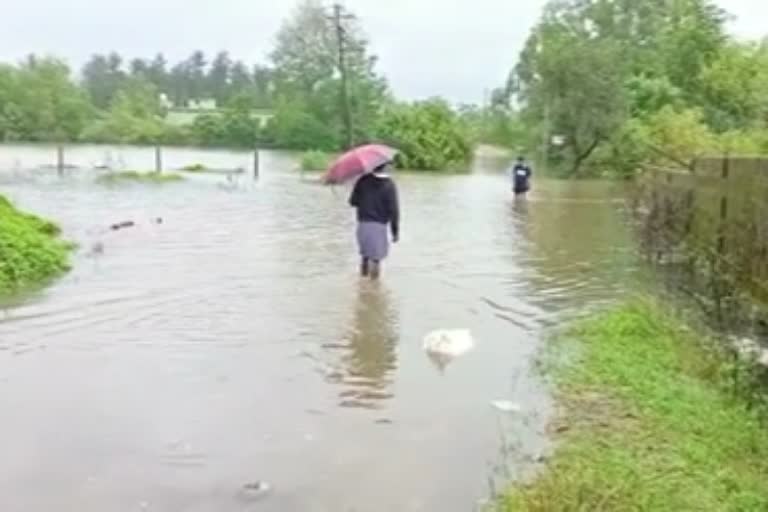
[
  {"x1": 499, "y1": 301, "x2": 768, "y2": 511},
  {"x1": 96, "y1": 171, "x2": 184, "y2": 184},
  {"x1": 504, "y1": 0, "x2": 768, "y2": 177},
  {"x1": 377, "y1": 99, "x2": 473, "y2": 170},
  {"x1": 300, "y1": 150, "x2": 330, "y2": 171},
  {"x1": 0, "y1": 196, "x2": 72, "y2": 295}
]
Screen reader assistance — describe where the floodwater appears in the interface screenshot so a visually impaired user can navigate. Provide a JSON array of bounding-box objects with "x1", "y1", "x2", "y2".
[{"x1": 0, "y1": 144, "x2": 638, "y2": 512}]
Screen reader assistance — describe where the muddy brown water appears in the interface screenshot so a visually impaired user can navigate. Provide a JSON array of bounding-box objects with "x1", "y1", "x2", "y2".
[{"x1": 0, "y1": 145, "x2": 638, "y2": 511}]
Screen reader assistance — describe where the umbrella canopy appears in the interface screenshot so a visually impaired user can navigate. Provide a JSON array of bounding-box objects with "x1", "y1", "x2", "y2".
[{"x1": 323, "y1": 144, "x2": 397, "y2": 184}]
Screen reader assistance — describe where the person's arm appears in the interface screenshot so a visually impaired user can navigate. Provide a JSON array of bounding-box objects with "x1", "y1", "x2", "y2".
[
  {"x1": 388, "y1": 181, "x2": 400, "y2": 242},
  {"x1": 349, "y1": 180, "x2": 361, "y2": 207}
]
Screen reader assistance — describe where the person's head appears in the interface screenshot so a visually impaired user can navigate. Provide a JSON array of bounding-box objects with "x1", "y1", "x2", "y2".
[
  {"x1": 373, "y1": 161, "x2": 392, "y2": 175},
  {"x1": 517, "y1": 155, "x2": 525, "y2": 163}
]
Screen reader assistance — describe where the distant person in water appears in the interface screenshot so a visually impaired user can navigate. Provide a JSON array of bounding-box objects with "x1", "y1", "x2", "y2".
[
  {"x1": 510, "y1": 156, "x2": 532, "y2": 197},
  {"x1": 349, "y1": 162, "x2": 400, "y2": 279}
]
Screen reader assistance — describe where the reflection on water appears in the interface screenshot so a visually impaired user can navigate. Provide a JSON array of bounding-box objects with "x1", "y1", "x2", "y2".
[
  {"x1": 334, "y1": 282, "x2": 398, "y2": 409},
  {"x1": 0, "y1": 144, "x2": 641, "y2": 512}
]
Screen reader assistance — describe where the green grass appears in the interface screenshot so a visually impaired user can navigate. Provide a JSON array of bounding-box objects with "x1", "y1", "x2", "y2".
[
  {"x1": 300, "y1": 150, "x2": 331, "y2": 172},
  {"x1": 499, "y1": 301, "x2": 768, "y2": 512},
  {"x1": 97, "y1": 170, "x2": 185, "y2": 184},
  {"x1": 180, "y1": 163, "x2": 207, "y2": 172},
  {"x1": 0, "y1": 195, "x2": 73, "y2": 296}
]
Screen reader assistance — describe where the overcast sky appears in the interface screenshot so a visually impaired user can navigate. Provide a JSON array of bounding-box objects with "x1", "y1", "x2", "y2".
[{"x1": 0, "y1": 0, "x2": 765, "y2": 104}]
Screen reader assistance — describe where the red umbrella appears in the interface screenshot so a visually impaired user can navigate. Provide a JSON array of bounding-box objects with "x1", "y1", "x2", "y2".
[{"x1": 323, "y1": 144, "x2": 398, "y2": 184}]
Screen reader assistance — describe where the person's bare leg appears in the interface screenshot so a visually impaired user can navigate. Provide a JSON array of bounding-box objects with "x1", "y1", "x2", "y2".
[
  {"x1": 360, "y1": 258, "x2": 370, "y2": 277},
  {"x1": 370, "y1": 260, "x2": 381, "y2": 280}
]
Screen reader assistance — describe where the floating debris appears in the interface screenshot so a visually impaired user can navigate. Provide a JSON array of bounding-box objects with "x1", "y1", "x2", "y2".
[
  {"x1": 423, "y1": 329, "x2": 475, "y2": 371},
  {"x1": 491, "y1": 401, "x2": 522, "y2": 414},
  {"x1": 240, "y1": 481, "x2": 272, "y2": 501}
]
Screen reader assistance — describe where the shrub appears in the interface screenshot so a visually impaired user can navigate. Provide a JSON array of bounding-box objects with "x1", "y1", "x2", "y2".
[
  {"x1": 300, "y1": 150, "x2": 330, "y2": 171},
  {"x1": 0, "y1": 195, "x2": 71, "y2": 295}
]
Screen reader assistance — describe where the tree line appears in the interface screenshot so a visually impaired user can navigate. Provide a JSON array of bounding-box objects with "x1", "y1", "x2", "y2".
[
  {"x1": 0, "y1": 0, "x2": 477, "y2": 171},
  {"x1": 81, "y1": 51, "x2": 275, "y2": 111},
  {"x1": 501, "y1": 0, "x2": 768, "y2": 177}
]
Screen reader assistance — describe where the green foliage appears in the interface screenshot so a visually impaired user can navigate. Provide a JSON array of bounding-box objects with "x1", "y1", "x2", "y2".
[
  {"x1": 80, "y1": 77, "x2": 167, "y2": 144},
  {"x1": 699, "y1": 42, "x2": 768, "y2": 131},
  {"x1": 300, "y1": 150, "x2": 331, "y2": 171},
  {"x1": 460, "y1": 105, "x2": 527, "y2": 149},
  {"x1": 643, "y1": 107, "x2": 717, "y2": 165},
  {"x1": 0, "y1": 3, "x2": 459, "y2": 159},
  {"x1": 189, "y1": 110, "x2": 261, "y2": 148},
  {"x1": 263, "y1": 98, "x2": 338, "y2": 150},
  {"x1": 82, "y1": 50, "x2": 275, "y2": 109},
  {"x1": 376, "y1": 99, "x2": 473, "y2": 171},
  {"x1": 0, "y1": 58, "x2": 94, "y2": 142},
  {"x1": 0, "y1": 196, "x2": 71, "y2": 295},
  {"x1": 512, "y1": 0, "x2": 768, "y2": 177},
  {"x1": 270, "y1": 0, "x2": 389, "y2": 148},
  {"x1": 180, "y1": 163, "x2": 207, "y2": 172},
  {"x1": 97, "y1": 171, "x2": 185, "y2": 184},
  {"x1": 500, "y1": 301, "x2": 768, "y2": 511}
]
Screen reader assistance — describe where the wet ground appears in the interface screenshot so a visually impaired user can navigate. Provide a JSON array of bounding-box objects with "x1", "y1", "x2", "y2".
[{"x1": 0, "y1": 144, "x2": 638, "y2": 511}]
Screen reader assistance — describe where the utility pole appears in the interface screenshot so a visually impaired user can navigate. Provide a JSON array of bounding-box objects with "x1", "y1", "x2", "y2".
[{"x1": 331, "y1": 3, "x2": 354, "y2": 149}]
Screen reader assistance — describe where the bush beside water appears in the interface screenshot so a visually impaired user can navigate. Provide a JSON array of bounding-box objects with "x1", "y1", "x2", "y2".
[
  {"x1": 300, "y1": 151, "x2": 331, "y2": 172},
  {"x1": 0, "y1": 196, "x2": 72, "y2": 295}
]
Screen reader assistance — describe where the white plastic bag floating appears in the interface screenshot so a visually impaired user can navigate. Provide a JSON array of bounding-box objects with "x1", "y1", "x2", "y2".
[
  {"x1": 423, "y1": 329, "x2": 475, "y2": 371},
  {"x1": 491, "y1": 400, "x2": 522, "y2": 414}
]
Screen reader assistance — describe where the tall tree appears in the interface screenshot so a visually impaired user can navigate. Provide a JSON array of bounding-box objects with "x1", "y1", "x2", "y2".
[
  {"x1": 270, "y1": 0, "x2": 388, "y2": 147},
  {"x1": 228, "y1": 61, "x2": 253, "y2": 101},
  {"x1": 513, "y1": 0, "x2": 729, "y2": 175},
  {"x1": 147, "y1": 53, "x2": 168, "y2": 93},
  {"x1": 185, "y1": 51, "x2": 208, "y2": 101},
  {"x1": 252, "y1": 65, "x2": 275, "y2": 107},
  {"x1": 208, "y1": 51, "x2": 232, "y2": 103},
  {"x1": 169, "y1": 62, "x2": 190, "y2": 107},
  {"x1": 1, "y1": 58, "x2": 93, "y2": 141},
  {"x1": 82, "y1": 53, "x2": 126, "y2": 109},
  {"x1": 129, "y1": 58, "x2": 150, "y2": 78}
]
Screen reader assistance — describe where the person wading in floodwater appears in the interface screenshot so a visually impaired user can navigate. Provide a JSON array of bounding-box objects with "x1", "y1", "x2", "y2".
[
  {"x1": 510, "y1": 156, "x2": 533, "y2": 197},
  {"x1": 349, "y1": 162, "x2": 400, "y2": 279}
]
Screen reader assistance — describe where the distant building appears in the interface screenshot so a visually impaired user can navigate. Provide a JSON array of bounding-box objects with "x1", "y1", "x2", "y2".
[
  {"x1": 159, "y1": 93, "x2": 173, "y2": 110},
  {"x1": 187, "y1": 98, "x2": 218, "y2": 111},
  {"x1": 164, "y1": 101, "x2": 274, "y2": 128}
]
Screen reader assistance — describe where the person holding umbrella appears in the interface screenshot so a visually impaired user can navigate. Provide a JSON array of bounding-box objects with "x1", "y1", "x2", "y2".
[
  {"x1": 323, "y1": 144, "x2": 400, "y2": 279},
  {"x1": 349, "y1": 161, "x2": 400, "y2": 279}
]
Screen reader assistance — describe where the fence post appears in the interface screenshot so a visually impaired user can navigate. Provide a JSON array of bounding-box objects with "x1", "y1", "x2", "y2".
[
  {"x1": 56, "y1": 145, "x2": 64, "y2": 176},
  {"x1": 253, "y1": 150, "x2": 260, "y2": 180},
  {"x1": 718, "y1": 156, "x2": 730, "y2": 254},
  {"x1": 155, "y1": 146, "x2": 163, "y2": 173}
]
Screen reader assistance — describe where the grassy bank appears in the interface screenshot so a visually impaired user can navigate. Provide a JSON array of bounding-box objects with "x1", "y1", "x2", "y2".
[
  {"x1": 500, "y1": 301, "x2": 768, "y2": 511},
  {"x1": 0, "y1": 196, "x2": 72, "y2": 295},
  {"x1": 96, "y1": 171, "x2": 185, "y2": 184}
]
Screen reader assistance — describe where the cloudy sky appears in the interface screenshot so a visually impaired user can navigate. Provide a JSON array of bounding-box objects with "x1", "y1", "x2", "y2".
[{"x1": 0, "y1": 0, "x2": 765, "y2": 104}]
